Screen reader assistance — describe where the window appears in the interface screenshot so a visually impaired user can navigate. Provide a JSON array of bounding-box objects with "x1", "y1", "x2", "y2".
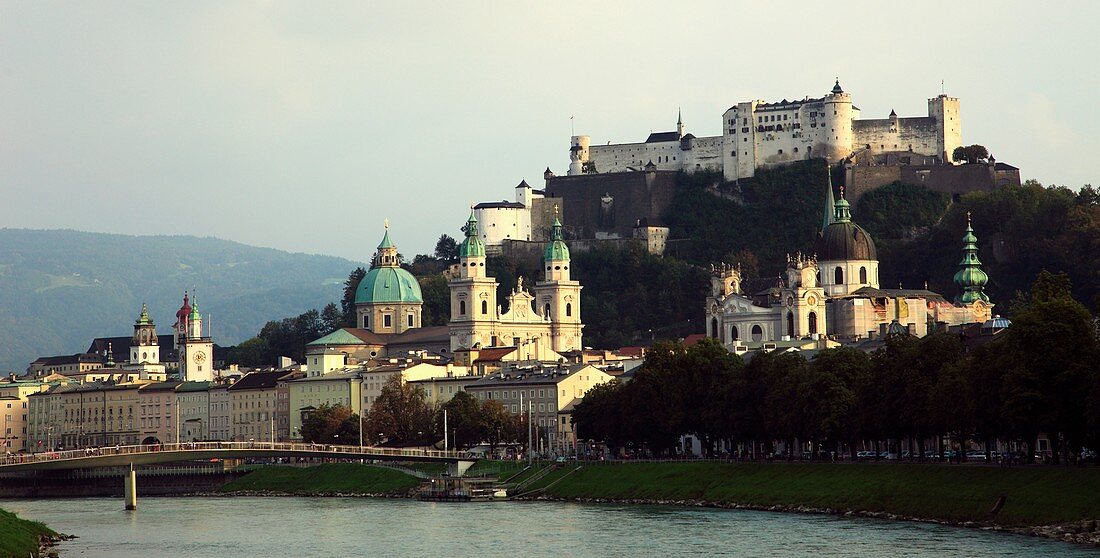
[
  {"x1": 481, "y1": 300, "x2": 488, "y2": 315},
  {"x1": 731, "y1": 325, "x2": 739, "y2": 340},
  {"x1": 544, "y1": 303, "x2": 551, "y2": 319},
  {"x1": 859, "y1": 266, "x2": 868, "y2": 284},
  {"x1": 407, "y1": 314, "x2": 414, "y2": 327},
  {"x1": 752, "y1": 325, "x2": 763, "y2": 342},
  {"x1": 459, "y1": 300, "x2": 466, "y2": 315},
  {"x1": 786, "y1": 312, "x2": 794, "y2": 337},
  {"x1": 565, "y1": 303, "x2": 572, "y2": 317},
  {"x1": 834, "y1": 267, "x2": 844, "y2": 285},
  {"x1": 711, "y1": 318, "x2": 719, "y2": 338},
  {"x1": 808, "y1": 312, "x2": 818, "y2": 335},
  {"x1": 383, "y1": 314, "x2": 392, "y2": 328}
]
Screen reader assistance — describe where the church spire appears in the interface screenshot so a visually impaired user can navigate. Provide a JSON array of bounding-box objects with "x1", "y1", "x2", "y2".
[
  {"x1": 373, "y1": 220, "x2": 400, "y2": 268},
  {"x1": 458, "y1": 210, "x2": 485, "y2": 259},
  {"x1": 833, "y1": 184, "x2": 852, "y2": 224},
  {"x1": 823, "y1": 163, "x2": 837, "y2": 231},
  {"x1": 953, "y1": 212, "x2": 990, "y2": 304}
]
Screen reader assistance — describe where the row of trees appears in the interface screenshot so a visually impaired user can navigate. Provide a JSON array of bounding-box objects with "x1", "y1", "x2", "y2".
[
  {"x1": 301, "y1": 375, "x2": 529, "y2": 454},
  {"x1": 573, "y1": 271, "x2": 1100, "y2": 463}
]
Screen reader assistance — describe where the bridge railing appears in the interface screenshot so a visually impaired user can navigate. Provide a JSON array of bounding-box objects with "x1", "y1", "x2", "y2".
[{"x1": 1, "y1": 441, "x2": 469, "y2": 466}]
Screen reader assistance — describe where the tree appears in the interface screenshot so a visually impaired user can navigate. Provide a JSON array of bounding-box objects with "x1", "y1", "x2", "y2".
[
  {"x1": 364, "y1": 374, "x2": 436, "y2": 445},
  {"x1": 438, "y1": 391, "x2": 484, "y2": 449},
  {"x1": 952, "y1": 144, "x2": 990, "y2": 164},
  {"x1": 434, "y1": 234, "x2": 459, "y2": 262},
  {"x1": 224, "y1": 337, "x2": 270, "y2": 367},
  {"x1": 341, "y1": 267, "x2": 367, "y2": 327},
  {"x1": 300, "y1": 404, "x2": 360, "y2": 444},
  {"x1": 320, "y1": 302, "x2": 343, "y2": 334}
]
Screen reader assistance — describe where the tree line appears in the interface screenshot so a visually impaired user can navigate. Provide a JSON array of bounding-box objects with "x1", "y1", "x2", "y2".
[{"x1": 573, "y1": 271, "x2": 1100, "y2": 464}]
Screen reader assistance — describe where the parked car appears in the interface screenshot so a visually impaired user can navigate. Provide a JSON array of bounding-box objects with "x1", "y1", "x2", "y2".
[{"x1": 965, "y1": 450, "x2": 988, "y2": 461}]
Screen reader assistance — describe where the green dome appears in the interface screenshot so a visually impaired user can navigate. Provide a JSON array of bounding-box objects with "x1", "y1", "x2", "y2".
[
  {"x1": 544, "y1": 217, "x2": 570, "y2": 261},
  {"x1": 355, "y1": 266, "x2": 423, "y2": 304},
  {"x1": 953, "y1": 213, "x2": 990, "y2": 304},
  {"x1": 459, "y1": 211, "x2": 485, "y2": 258}
]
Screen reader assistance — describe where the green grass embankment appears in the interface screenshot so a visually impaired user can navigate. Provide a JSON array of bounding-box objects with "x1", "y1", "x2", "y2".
[
  {"x1": 219, "y1": 464, "x2": 420, "y2": 496},
  {"x1": 542, "y1": 462, "x2": 1100, "y2": 527},
  {"x1": 0, "y1": 508, "x2": 58, "y2": 558}
]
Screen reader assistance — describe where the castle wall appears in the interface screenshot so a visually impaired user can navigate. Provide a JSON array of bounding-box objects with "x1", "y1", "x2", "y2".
[
  {"x1": 543, "y1": 171, "x2": 679, "y2": 239},
  {"x1": 852, "y1": 117, "x2": 941, "y2": 156},
  {"x1": 846, "y1": 162, "x2": 1011, "y2": 204},
  {"x1": 475, "y1": 205, "x2": 531, "y2": 246},
  {"x1": 588, "y1": 141, "x2": 683, "y2": 174}
]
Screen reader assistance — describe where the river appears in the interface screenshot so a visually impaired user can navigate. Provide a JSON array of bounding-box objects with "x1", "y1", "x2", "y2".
[{"x1": 2, "y1": 497, "x2": 1097, "y2": 557}]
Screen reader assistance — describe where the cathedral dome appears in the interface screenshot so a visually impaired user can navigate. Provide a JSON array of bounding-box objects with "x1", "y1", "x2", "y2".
[
  {"x1": 355, "y1": 266, "x2": 423, "y2": 304},
  {"x1": 815, "y1": 221, "x2": 877, "y2": 261}
]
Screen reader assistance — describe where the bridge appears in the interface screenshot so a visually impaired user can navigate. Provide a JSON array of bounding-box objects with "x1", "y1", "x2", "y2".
[{"x1": 0, "y1": 442, "x2": 477, "y2": 509}]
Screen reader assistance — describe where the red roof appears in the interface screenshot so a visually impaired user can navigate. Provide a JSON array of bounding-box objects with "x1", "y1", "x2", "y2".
[
  {"x1": 682, "y1": 334, "x2": 707, "y2": 347},
  {"x1": 473, "y1": 347, "x2": 517, "y2": 363},
  {"x1": 616, "y1": 346, "x2": 646, "y2": 357}
]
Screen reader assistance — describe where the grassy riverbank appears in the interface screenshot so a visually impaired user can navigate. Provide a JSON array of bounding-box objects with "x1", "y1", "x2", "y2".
[
  {"x1": 540, "y1": 462, "x2": 1100, "y2": 527},
  {"x1": 219, "y1": 464, "x2": 420, "y2": 496},
  {"x1": 0, "y1": 508, "x2": 57, "y2": 558}
]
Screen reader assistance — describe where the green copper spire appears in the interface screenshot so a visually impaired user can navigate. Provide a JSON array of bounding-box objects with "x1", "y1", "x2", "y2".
[
  {"x1": 823, "y1": 163, "x2": 836, "y2": 231},
  {"x1": 544, "y1": 215, "x2": 570, "y2": 262},
  {"x1": 458, "y1": 210, "x2": 485, "y2": 258},
  {"x1": 135, "y1": 303, "x2": 154, "y2": 326},
  {"x1": 953, "y1": 212, "x2": 990, "y2": 304},
  {"x1": 377, "y1": 221, "x2": 395, "y2": 250},
  {"x1": 189, "y1": 295, "x2": 201, "y2": 320}
]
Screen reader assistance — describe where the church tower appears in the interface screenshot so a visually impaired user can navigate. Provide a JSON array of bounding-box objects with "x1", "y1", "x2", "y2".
[
  {"x1": 534, "y1": 214, "x2": 583, "y2": 352},
  {"x1": 130, "y1": 303, "x2": 160, "y2": 365},
  {"x1": 780, "y1": 254, "x2": 826, "y2": 339},
  {"x1": 953, "y1": 212, "x2": 990, "y2": 304},
  {"x1": 815, "y1": 164, "x2": 879, "y2": 296},
  {"x1": 180, "y1": 295, "x2": 214, "y2": 382},
  {"x1": 449, "y1": 211, "x2": 500, "y2": 350}
]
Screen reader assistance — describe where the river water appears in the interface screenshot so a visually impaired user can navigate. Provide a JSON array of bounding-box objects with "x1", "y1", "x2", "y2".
[{"x1": 2, "y1": 497, "x2": 1096, "y2": 557}]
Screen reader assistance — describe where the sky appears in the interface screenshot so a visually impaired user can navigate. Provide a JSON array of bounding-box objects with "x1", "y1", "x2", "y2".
[{"x1": 2, "y1": 1, "x2": 1097, "y2": 261}]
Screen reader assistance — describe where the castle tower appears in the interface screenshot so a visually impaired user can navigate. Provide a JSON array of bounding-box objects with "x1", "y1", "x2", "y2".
[
  {"x1": 534, "y1": 213, "x2": 583, "y2": 352},
  {"x1": 130, "y1": 303, "x2": 159, "y2": 365},
  {"x1": 953, "y1": 212, "x2": 990, "y2": 304},
  {"x1": 822, "y1": 79, "x2": 855, "y2": 163},
  {"x1": 354, "y1": 224, "x2": 423, "y2": 333},
  {"x1": 180, "y1": 295, "x2": 214, "y2": 382},
  {"x1": 568, "y1": 135, "x2": 590, "y2": 176},
  {"x1": 929, "y1": 94, "x2": 962, "y2": 164},
  {"x1": 815, "y1": 175, "x2": 879, "y2": 296},
  {"x1": 676, "y1": 108, "x2": 685, "y2": 138},
  {"x1": 449, "y1": 211, "x2": 500, "y2": 350}
]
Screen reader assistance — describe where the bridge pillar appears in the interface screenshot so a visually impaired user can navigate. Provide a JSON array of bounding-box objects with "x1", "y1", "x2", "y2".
[
  {"x1": 124, "y1": 464, "x2": 137, "y2": 511},
  {"x1": 449, "y1": 460, "x2": 476, "y2": 477}
]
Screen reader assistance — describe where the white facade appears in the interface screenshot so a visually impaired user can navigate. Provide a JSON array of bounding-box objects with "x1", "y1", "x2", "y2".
[
  {"x1": 473, "y1": 181, "x2": 543, "y2": 249},
  {"x1": 571, "y1": 82, "x2": 962, "y2": 181}
]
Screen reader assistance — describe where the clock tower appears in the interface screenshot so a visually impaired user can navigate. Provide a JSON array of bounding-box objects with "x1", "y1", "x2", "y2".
[{"x1": 180, "y1": 295, "x2": 215, "y2": 382}]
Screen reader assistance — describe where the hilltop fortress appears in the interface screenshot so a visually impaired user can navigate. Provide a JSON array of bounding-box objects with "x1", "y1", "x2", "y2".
[{"x1": 569, "y1": 80, "x2": 962, "y2": 182}]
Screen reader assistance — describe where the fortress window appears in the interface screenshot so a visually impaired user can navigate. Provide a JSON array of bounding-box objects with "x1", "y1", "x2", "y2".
[
  {"x1": 778, "y1": 149, "x2": 783, "y2": 154},
  {"x1": 793, "y1": 148, "x2": 799, "y2": 153},
  {"x1": 481, "y1": 300, "x2": 488, "y2": 315}
]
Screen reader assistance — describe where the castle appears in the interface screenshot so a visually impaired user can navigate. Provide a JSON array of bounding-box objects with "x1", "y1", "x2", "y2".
[
  {"x1": 705, "y1": 168, "x2": 993, "y2": 349},
  {"x1": 569, "y1": 80, "x2": 962, "y2": 182}
]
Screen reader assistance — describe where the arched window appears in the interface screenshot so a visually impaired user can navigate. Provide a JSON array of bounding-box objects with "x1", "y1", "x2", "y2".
[
  {"x1": 459, "y1": 301, "x2": 466, "y2": 316},
  {"x1": 711, "y1": 318, "x2": 719, "y2": 339},
  {"x1": 731, "y1": 325, "x2": 739, "y2": 341},
  {"x1": 859, "y1": 266, "x2": 868, "y2": 284},
  {"x1": 834, "y1": 266, "x2": 844, "y2": 285},
  {"x1": 808, "y1": 312, "x2": 818, "y2": 335},
  {"x1": 751, "y1": 324, "x2": 763, "y2": 342},
  {"x1": 786, "y1": 312, "x2": 794, "y2": 337},
  {"x1": 566, "y1": 303, "x2": 572, "y2": 317},
  {"x1": 481, "y1": 300, "x2": 488, "y2": 315},
  {"x1": 544, "y1": 303, "x2": 551, "y2": 319}
]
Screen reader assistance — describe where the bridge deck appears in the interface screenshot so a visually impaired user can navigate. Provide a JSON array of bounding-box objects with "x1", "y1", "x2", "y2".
[{"x1": 0, "y1": 442, "x2": 472, "y2": 472}]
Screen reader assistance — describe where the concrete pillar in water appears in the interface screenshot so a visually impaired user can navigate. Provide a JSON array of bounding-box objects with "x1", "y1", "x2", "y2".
[{"x1": 124, "y1": 464, "x2": 137, "y2": 510}]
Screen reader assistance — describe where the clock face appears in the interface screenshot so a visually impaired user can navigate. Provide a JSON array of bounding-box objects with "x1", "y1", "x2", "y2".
[{"x1": 194, "y1": 351, "x2": 207, "y2": 363}]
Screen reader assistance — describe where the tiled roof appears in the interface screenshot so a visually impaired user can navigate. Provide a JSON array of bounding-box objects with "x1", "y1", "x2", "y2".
[{"x1": 473, "y1": 347, "x2": 517, "y2": 363}]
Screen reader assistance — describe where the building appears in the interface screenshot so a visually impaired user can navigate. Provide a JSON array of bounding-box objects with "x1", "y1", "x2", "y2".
[
  {"x1": 359, "y1": 360, "x2": 471, "y2": 411},
  {"x1": 41, "y1": 381, "x2": 144, "y2": 449},
  {"x1": 287, "y1": 371, "x2": 362, "y2": 441},
  {"x1": 208, "y1": 384, "x2": 231, "y2": 441},
  {"x1": 465, "y1": 363, "x2": 613, "y2": 454},
  {"x1": 228, "y1": 370, "x2": 294, "y2": 442},
  {"x1": 571, "y1": 80, "x2": 963, "y2": 182},
  {"x1": 176, "y1": 294, "x2": 215, "y2": 382},
  {"x1": 355, "y1": 225, "x2": 424, "y2": 334},
  {"x1": 138, "y1": 381, "x2": 181, "y2": 445},
  {"x1": 25, "y1": 354, "x2": 103, "y2": 379},
  {"x1": 176, "y1": 381, "x2": 212, "y2": 442},
  {"x1": 449, "y1": 211, "x2": 584, "y2": 354},
  {"x1": 0, "y1": 377, "x2": 55, "y2": 453},
  {"x1": 706, "y1": 168, "x2": 992, "y2": 348}
]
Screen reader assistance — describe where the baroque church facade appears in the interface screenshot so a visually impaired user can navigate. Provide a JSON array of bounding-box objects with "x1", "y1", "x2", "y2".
[{"x1": 705, "y1": 169, "x2": 992, "y2": 348}]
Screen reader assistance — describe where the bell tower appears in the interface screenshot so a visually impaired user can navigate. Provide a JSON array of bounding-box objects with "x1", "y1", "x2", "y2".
[
  {"x1": 534, "y1": 211, "x2": 583, "y2": 352},
  {"x1": 180, "y1": 295, "x2": 214, "y2": 382},
  {"x1": 449, "y1": 211, "x2": 500, "y2": 350},
  {"x1": 130, "y1": 303, "x2": 160, "y2": 365}
]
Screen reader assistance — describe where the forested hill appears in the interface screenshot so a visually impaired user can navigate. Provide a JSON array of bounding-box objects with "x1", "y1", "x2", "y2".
[
  {"x1": 0, "y1": 229, "x2": 361, "y2": 373},
  {"x1": 663, "y1": 161, "x2": 1100, "y2": 313}
]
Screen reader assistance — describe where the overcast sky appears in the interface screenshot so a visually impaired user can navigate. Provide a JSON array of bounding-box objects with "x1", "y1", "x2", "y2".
[{"x1": 2, "y1": 1, "x2": 1096, "y2": 261}]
